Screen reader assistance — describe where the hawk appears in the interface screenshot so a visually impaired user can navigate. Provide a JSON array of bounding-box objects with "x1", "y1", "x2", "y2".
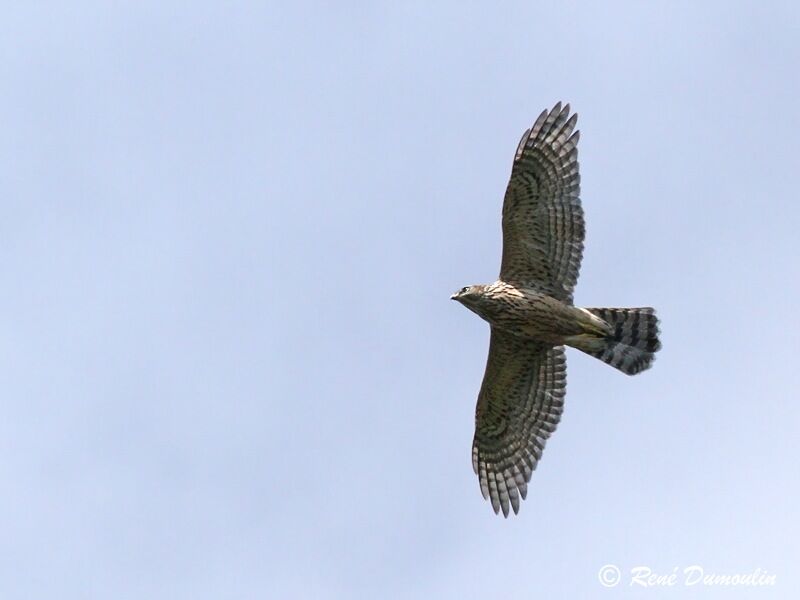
[{"x1": 452, "y1": 102, "x2": 661, "y2": 517}]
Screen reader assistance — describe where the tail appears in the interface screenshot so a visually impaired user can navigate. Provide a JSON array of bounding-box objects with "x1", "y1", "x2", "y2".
[{"x1": 571, "y1": 308, "x2": 661, "y2": 375}]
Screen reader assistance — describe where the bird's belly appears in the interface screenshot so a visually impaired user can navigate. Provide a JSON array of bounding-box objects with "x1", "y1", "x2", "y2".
[{"x1": 489, "y1": 295, "x2": 585, "y2": 343}]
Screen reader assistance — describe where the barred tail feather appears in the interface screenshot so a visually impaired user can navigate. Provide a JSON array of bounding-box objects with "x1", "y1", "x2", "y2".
[{"x1": 575, "y1": 307, "x2": 661, "y2": 375}]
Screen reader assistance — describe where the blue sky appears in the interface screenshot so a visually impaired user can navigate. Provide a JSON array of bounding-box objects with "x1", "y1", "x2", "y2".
[{"x1": 2, "y1": 2, "x2": 799, "y2": 598}]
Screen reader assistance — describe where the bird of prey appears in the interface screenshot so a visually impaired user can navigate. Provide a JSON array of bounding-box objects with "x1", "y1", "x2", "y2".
[{"x1": 452, "y1": 102, "x2": 661, "y2": 517}]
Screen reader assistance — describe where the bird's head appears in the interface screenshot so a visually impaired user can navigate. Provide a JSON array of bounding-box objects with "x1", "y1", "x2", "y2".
[{"x1": 451, "y1": 285, "x2": 486, "y2": 308}]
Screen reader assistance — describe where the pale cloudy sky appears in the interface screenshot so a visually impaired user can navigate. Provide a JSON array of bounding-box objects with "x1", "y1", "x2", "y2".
[{"x1": 2, "y1": 2, "x2": 799, "y2": 598}]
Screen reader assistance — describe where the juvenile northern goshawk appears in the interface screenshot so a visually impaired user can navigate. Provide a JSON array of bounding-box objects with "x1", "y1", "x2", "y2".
[{"x1": 452, "y1": 102, "x2": 661, "y2": 517}]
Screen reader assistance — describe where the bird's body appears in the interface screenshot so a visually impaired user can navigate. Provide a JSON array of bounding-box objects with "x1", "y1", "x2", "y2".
[
  {"x1": 452, "y1": 102, "x2": 661, "y2": 517},
  {"x1": 456, "y1": 281, "x2": 604, "y2": 343}
]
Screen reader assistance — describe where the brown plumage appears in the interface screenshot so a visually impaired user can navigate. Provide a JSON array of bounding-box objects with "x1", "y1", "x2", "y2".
[{"x1": 452, "y1": 103, "x2": 661, "y2": 517}]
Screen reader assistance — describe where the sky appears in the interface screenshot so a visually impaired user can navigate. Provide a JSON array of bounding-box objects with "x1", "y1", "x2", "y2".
[{"x1": 1, "y1": 2, "x2": 799, "y2": 598}]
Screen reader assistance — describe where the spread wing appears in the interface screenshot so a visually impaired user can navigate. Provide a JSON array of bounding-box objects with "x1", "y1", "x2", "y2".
[
  {"x1": 500, "y1": 102, "x2": 584, "y2": 302},
  {"x1": 472, "y1": 330, "x2": 566, "y2": 517}
]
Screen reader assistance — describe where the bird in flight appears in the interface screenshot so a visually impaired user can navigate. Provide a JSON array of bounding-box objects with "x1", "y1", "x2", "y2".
[{"x1": 452, "y1": 102, "x2": 661, "y2": 517}]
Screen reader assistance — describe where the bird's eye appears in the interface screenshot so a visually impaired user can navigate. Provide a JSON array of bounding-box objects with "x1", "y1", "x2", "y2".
[{"x1": 461, "y1": 286, "x2": 470, "y2": 294}]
